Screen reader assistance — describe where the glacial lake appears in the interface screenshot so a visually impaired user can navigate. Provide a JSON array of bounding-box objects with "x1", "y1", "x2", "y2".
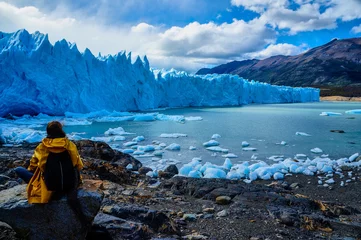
[{"x1": 63, "y1": 101, "x2": 361, "y2": 167}]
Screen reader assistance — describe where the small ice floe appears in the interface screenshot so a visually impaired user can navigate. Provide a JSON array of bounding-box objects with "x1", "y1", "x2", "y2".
[
  {"x1": 321, "y1": 154, "x2": 329, "y2": 158},
  {"x1": 165, "y1": 143, "x2": 181, "y2": 151},
  {"x1": 133, "y1": 114, "x2": 156, "y2": 121},
  {"x1": 123, "y1": 141, "x2": 138, "y2": 147},
  {"x1": 276, "y1": 141, "x2": 287, "y2": 146},
  {"x1": 189, "y1": 146, "x2": 197, "y2": 150},
  {"x1": 133, "y1": 150, "x2": 145, "y2": 155},
  {"x1": 132, "y1": 136, "x2": 145, "y2": 142},
  {"x1": 159, "y1": 143, "x2": 167, "y2": 148},
  {"x1": 345, "y1": 109, "x2": 361, "y2": 115},
  {"x1": 159, "y1": 133, "x2": 187, "y2": 138},
  {"x1": 156, "y1": 114, "x2": 185, "y2": 123},
  {"x1": 153, "y1": 151, "x2": 163, "y2": 157},
  {"x1": 320, "y1": 112, "x2": 342, "y2": 116},
  {"x1": 185, "y1": 116, "x2": 203, "y2": 121},
  {"x1": 340, "y1": 181, "x2": 345, "y2": 187},
  {"x1": 206, "y1": 146, "x2": 229, "y2": 153},
  {"x1": 122, "y1": 149, "x2": 134, "y2": 154},
  {"x1": 203, "y1": 140, "x2": 219, "y2": 147},
  {"x1": 296, "y1": 132, "x2": 311, "y2": 136},
  {"x1": 311, "y1": 148, "x2": 323, "y2": 154},
  {"x1": 211, "y1": 153, "x2": 217, "y2": 157},
  {"x1": 91, "y1": 136, "x2": 126, "y2": 143},
  {"x1": 346, "y1": 179, "x2": 352, "y2": 183},
  {"x1": 135, "y1": 154, "x2": 154, "y2": 158},
  {"x1": 104, "y1": 127, "x2": 134, "y2": 135},
  {"x1": 325, "y1": 178, "x2": 335, "y2": 184},
  {"x1": 251, "y1": 154, "x2": 258, "y2": 160},
  {"x1": 242, "y1": 147, "x2": 257, "y2": 151},
  {"x1": 318, "y1": 180, "x2": 322, "y2": 185},
  {"x1": 222, "y1": 153, "x2": 238, "y2": 158},
  {"x1": 137, "y1": 145, "x2": 155, "y2": 152},
  {"x1": 63, "y1": 119, "x2": 92, "y2": 126},
  {"x1": 152, "y1": 140, "x2": 160, "y2": 145},
  {"x1": 295, "y1": 154, "x2": 307, "y2": 160},
  {"x1": 211, "y1": 134, "x2": 221, "y2": 139},
  {"x1": 242, "y1": 141, "x2": 250, "y2": 147},
  {"x1": 273, "y1": 172, "x2": 284, "y2": 180},
  {"x1": 268, "y1": 155, "x2": 284, "y2": 162},
  {"x1": 349, "y1": 153, "x2": 359, "y2": 162}
]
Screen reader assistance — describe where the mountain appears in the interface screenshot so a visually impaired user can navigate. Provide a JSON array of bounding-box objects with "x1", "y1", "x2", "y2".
[
  {"x1": 196, "y1": 38, "x2": 361, "y2": 97},
  {"x1": 0, "y1": 29, "x2": 319, "y2": 117}
]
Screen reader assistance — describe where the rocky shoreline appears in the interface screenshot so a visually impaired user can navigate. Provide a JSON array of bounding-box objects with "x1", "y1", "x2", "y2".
[
  {"x1": 320, "y1": 96, "x2": 361, "y2": 102},
  {"x1": 0, "y1": 140, "x2": 360, "y2": 240}
]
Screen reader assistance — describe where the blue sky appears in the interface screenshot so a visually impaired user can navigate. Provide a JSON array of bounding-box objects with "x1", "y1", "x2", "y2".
[{"x1": 1, "y1": 0, "x2": 361, "y2": 72}]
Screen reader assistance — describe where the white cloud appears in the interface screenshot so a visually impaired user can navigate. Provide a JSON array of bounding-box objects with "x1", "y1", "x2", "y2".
[
  {"x1": 231, "y1": 0, "x2": 288, "y2": 13},
  {"x1": 351, "y1": 24, "x2": 361, "y2": 34},
  {"x1": 244, "y1": 43, "x2": 308, "y2": 59},
  {"x1": 231, "y1": 0, "x2": 361, "y2": 34}
]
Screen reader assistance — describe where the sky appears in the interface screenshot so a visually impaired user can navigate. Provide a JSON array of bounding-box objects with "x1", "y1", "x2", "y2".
[{"x1": 1, "y1": 0, "x2": 361, "y2": 73}]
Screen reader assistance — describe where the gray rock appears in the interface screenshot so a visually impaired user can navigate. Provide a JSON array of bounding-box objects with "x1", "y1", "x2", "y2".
[
  {"x1": 139, "y1": 167, "x2": 153, "y2": 175},
  {"x1": 164, "y1": 165, "x2": 179, "y2": 175},
  {"x1": 0, "y1": 174, "x2": 10, "y2": 185},
  {"x1": 0, "y1": 221, "x2": 17, "y2": 240},
  {"x1": 0, "y1": 181, "x2": 103, "y2": 240},
  {"x1": 4, "y1": 180, "x2": 19, "y2": 189},
  {"x1": 183, "y1": 213, "x2": 197, "y2": 221}
]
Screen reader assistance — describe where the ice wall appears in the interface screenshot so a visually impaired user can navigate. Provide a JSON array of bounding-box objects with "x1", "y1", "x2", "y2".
[{"x1": 0, "y1": 29, "x2": 319, "y2": 117}]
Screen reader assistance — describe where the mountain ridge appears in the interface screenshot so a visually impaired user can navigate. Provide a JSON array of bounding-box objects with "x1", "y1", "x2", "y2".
[{"x1": 196, "y1": 37, "x2": 361, "y2": 96}]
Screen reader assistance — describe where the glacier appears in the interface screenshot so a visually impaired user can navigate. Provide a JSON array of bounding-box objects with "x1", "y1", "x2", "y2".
[{"x1": 0, "y1": 29, "x2": 319, "y2": 117}]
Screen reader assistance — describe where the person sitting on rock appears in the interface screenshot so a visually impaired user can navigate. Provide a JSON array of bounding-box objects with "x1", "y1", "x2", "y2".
[{"x1": 14, "y1": 121, "x2": 83, "y2": 204}]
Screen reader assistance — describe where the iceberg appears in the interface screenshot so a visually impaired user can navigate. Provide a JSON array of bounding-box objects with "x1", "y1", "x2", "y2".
[{"x1": 0, "y1": 29, "x2": 319, "y2": 117}]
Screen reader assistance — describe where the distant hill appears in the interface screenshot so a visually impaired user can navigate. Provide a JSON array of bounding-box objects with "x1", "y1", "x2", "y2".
[{"x1": 196, "y1": 38, "x2": 361, "y2": 97}]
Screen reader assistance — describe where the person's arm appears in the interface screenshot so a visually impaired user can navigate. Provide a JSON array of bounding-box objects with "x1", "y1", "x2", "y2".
[
  {"x1": 27, "y1": 145, "x2": 41, "y2": 172},
  {"x1": 68, "y1": 141, "x2": 83, "y2": 170}
]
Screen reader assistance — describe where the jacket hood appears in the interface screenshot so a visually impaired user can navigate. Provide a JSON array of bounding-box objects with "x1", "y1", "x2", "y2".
[{"x1": 42, "y1": 137, "x2": 69, "y2": 150}]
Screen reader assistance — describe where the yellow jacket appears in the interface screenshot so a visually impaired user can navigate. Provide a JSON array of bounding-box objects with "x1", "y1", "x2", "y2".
[{"x1": 26, "y1": 137, "x2": 83, "y2": 204}]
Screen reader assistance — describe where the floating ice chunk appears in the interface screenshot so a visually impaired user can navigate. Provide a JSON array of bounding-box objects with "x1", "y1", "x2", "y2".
[
  {"x1": 189, "y1": 146, "x2": 197, "y2": 150},
  {"x1": 349, "y1": 153, "x2": 359, "y2": 162},
  {"x1": 251, "y1": 154, "x2": 258, "y2": 160},
  {"x1": 320, "y1": 112, "x2": 342, "y2": 116},
  {"x1": 203, "y1": 140, "x2": 219, "y2": 147},
  {"x1": 159, "y1": 133, "x2": 187, "y2": 138},
  {"x1": 268, "y1": 155, "x2": 284, "y2": 161},
  {"x1": 156, "y1": 114, "x2": 185, "y2": 123},
  {"x1": 132, "y1": 136, "x2": 145, "y2": 142},
  {"x1": 185, "y1": 116, "x2": 203, "y2": 121},
  {"x1": 211, "y1": 134, "x2": 221, "y2": 139},
  {"x1": 153, "y1": 151, "x2": 163, "y2": 157},
  {"x1": 165, "y1": 143, "x2": 181, "y2": 151},
  {"x1": 276, "y1": 141, "x2": 287, "y2": 146},
  {"x1": 242, "y1": 147, "x2": 257, "y2": 151},
  {"x1": 296, "y1": 132, "x2": 311, "y2": 136},
  {"x1": 133, "y1": 115, "x2": 155, "y2": 121},
  {"x1": 105, "y1": 127, "x2": 133, "y2": 135},
  {"x1": 222, "y1": 153, "x2": 238, "y2": 158},
  {"x1": 123, "y1": 141, "x2": 138, "y2": 147},
  {"x1": 126, "y1": 164, "x2": 133, "y2": 170},
  {"x1": 188, "y1": 170, "x2": 202, "y2": 178},
  {"x1": 223, "y1": 158, "x2": 233, "y2": 170},
  {"x1": 273, "y1": 172, "x2": 284, "y2": 180},
  {"x1": 340, "y1": 181, "x2": 344, "y2": 187},
  {"x1": 203, "y1": 168, "x2": 226, "y2": 179},
  {"x1": 227, "y1": 171, "x2": 241, "y2": 180},
  {"x1": 311, "y1": 148, "x2": 323, "y2": 153},
  {"x1": 133, "y1": 150, "x2": 145, "y2": 155},
  {"x1": 321, "y1": 154, "x2": 329, "y2": 158},
  {"x1": 345, "y1": 109, "x2": 361, "y2": 114},
  {"x1": 113, "y1": 136, "x2": 126, "y2": 141},
  {"x1": 241, "y1": 141, "x2": 250, "y2": 147},
  {"x1": 137, "y1": 145, "x2": 155, "y2": 152},
  {"x1": 90, "y1": 136, "x2": 114, "y2": 143},
  {"x1": 206, "y1": 146, "x2": 229, "y2": 153},
  {"x1": 122, "y1": 149, "x2": 134, "y2": 154},
  {"x1": 211, "y1": 153, "x2": 217, "y2": 156},
  {"x1": 159, "y1": 143, "x2": 167, "y2": 148},
  {"x1": 325, "y1": 178, "x2": 335, "y2": 184},
  {"x1": 318, "y1": 180, "x2": 323, "y2": 185},
  {"x1": 63, "y1": 119, "x2": 92, "y2": 126},
  {"x1": 179, "y1": 165, "x2": 194, "y2": 176}
]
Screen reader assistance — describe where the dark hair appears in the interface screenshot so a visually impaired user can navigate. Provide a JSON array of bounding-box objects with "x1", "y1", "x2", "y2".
[{"x1": 46, "y1": 121, "x2": 66, "y2": 138}]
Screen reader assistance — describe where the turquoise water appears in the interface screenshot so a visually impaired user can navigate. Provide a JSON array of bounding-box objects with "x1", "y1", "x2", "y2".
[{"x1": 64, "y1": 102, "x2": 361, "y2": 166}]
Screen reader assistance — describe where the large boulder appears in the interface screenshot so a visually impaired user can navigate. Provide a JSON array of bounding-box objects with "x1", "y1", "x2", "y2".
[{"x1": 0, "y1": 180, "x2": 104, "y2": 240}]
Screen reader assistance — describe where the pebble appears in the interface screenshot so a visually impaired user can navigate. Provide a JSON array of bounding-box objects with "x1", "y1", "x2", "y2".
[
  {"x1": 216, "y1": 196, "x2": 232, "y2": 205},
  {"x1": 202, "y1": 208, "x2": 215, "y2": 213},
  {"x1": 216, "y1": 210, "x2": 228, "y2": 217},
  {"x1": 183, "y1": 214, "x2": 197, "y2": 221}
]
